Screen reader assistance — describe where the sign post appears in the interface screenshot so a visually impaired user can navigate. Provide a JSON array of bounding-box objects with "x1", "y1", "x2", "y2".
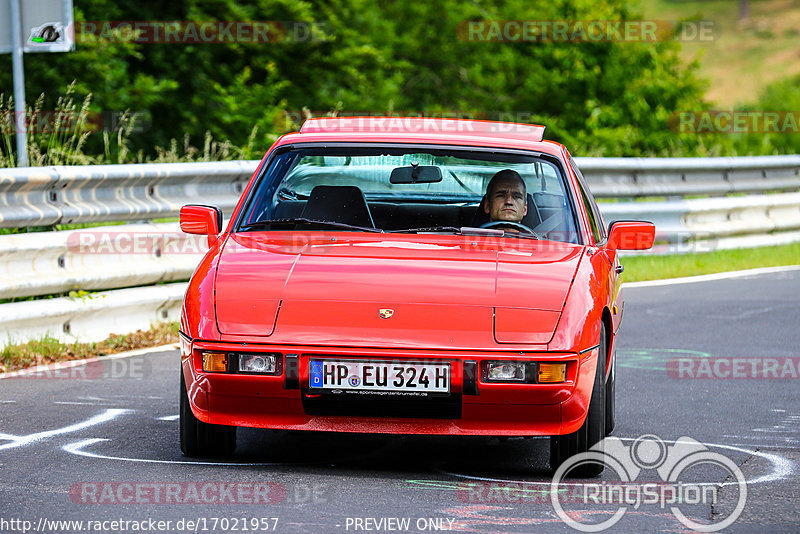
[
  {"x1": 9, "y1": 0, "x2": 27, "y2": 167},
  {"x1": 1, "y1": 0, "x2": 75, "y2": 167}
]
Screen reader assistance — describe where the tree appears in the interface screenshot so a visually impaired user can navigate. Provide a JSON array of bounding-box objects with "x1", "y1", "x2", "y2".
[{"x1": 0, "y1": 0, "x2": 713, "y2": 159}]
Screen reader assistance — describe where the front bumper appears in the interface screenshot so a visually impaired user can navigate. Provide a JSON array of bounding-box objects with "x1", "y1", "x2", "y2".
[{"x1": 181, "y1": 338, "x2": 599, "y2": 436}]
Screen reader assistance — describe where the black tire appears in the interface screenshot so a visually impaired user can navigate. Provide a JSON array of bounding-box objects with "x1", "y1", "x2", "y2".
[
  {"x1": 605, "y1": 347, "x2": 615, "y2": 436},
  {"x1": 550, "y1": 325, "x2": 607, "y2": 477},
  {"x1": 180, "y1": 371, "x2": 236, "y2": 457}
]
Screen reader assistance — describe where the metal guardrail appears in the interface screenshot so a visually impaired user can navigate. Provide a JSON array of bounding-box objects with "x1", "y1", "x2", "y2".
[
  {"x1": 579, "y1": 155, "x2": 800, "y2": 197},
  {"x1": 1, "y1": 156, "x2": 798, "y2": 227},
  {"x1": 601, "y1": 192, "x2": 800, "y2": 252},
  {"x1": 0, "y1": 161, "x2": 257, "y2": 228},
  {"x1": 0, "y1": 155, "x2": 798, "y2": 347},
  {"x1": 0, "y1": 283, "x2": 185, "y2": 348},
  {"x1": 0, "y1": 222, "x2": 204, "y2": 299}
]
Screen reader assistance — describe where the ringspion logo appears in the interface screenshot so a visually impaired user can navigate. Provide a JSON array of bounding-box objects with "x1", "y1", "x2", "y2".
[{"x1": 551, "y1": 435, "x2": 746, "y2": 532}]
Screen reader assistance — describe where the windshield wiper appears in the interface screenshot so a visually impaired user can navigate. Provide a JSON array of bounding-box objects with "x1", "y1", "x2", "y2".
[
  {"x1": 239, "y1": 218, "x2": 382, "y2": 233},
  {"x1": 506, "y1": 231, "x2": 541, "y2": 240},
  {"x1": 388, "y1": 226, "x2": 463, "y2": 234},
  {"x1": 389, "y1": 226, "x2": 541, "y2": 240}
]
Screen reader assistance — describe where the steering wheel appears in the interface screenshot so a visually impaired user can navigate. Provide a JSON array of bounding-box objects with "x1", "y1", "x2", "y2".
[{"x1": 480, "y1": 220, "x2": 540, "y2": 238}]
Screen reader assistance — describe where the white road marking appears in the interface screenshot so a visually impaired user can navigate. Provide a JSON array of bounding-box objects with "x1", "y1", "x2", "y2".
[
  {"x1": 0, "y1": 409, "x2": 130, "y2": 451},
  {"x1": 706, "y1": 306, "x2": 777, "y2": 320},
  {"x1": 0, "y1": 400, "x2": 17, "y2": 404},
  {"x1": 157, "y1": 415, "x2": 179, "y2": 421},
  {"x1": 722, "y1": 434, "x2": 799, "y2": 443},
  {"x1": 623, "y1": 265, "x2": 800, "y2": 288},
  {"x1": 54, "y1": 401, "x2": 104, "y2": 406},
  {"x1": 63, "y1": 438, "x2": 290, "y2": 466},
  {"x1": 745, "y1": 448, "x2": 795, "y2": 485},
  {"x1": 110, "y1": 395, "x2": 163, "y2": 400}
]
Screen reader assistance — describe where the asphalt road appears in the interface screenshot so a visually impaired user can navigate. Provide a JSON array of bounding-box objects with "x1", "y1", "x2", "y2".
[{"x1": 1, "y1": 268, "x2": 798, "y2": 534}]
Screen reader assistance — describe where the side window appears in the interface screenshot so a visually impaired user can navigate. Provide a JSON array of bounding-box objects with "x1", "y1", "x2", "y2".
[{"x1": 570, "y1": 156, "x2": 606, "y2": 244}]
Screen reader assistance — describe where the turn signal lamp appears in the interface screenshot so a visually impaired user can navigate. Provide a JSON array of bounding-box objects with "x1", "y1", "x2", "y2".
[
  {"x1": 538, "y1": 363, "x2": 567, "y2": 383},
  {"x1": 202, "y1": 351, "x2": 228, "y2": 373}
]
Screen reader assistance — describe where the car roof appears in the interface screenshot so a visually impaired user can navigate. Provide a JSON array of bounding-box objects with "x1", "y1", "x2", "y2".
[{"x1": 272, "y1": 117, "x2": 567, "y2": 157}]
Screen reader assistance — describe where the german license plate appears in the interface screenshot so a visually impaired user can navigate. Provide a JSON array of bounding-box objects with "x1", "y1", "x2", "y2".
[{"x1": 308, "y1": 360, "x2": 450, "y2": 393}]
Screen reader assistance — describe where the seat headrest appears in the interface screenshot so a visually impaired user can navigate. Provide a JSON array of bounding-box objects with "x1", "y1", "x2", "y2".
[{"x1": 301, "y1": 185, "x2": 375, "y2": 228}]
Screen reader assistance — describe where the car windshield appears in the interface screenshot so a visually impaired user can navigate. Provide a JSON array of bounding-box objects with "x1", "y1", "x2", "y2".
[{"x1": 237, "y1": 146, "x2": 580, "y2": 243}]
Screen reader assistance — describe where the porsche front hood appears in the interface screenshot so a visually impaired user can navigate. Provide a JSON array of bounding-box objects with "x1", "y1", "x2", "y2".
[{"x1": 214, "y1": 233, "x2": 583, "y2": 347}]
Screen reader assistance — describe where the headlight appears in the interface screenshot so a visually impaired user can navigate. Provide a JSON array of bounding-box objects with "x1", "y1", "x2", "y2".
[
  {"x1": 199, "y1": 350, "x2": 282, "y2": 375},
  {"x1": 238, "y1": 353, "x2": 280, "y2": 374},
  {"x1": 488, "y1": 362, "x2": 526, "y2": 381},
  {"x1": 482, "y1": 360, "x2": 535, "y2": 383},
  {"x1": 480, "y1": 360, "x2": 568, "y2": 383}
]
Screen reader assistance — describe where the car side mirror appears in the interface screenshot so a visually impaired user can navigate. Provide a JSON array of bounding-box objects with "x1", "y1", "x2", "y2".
[
  {"x1": 180, "y1": 205, "x2": 222, "y2": 247},
  {"x1": 607, "y1": 220, "x2": 655, "y2": 250}
]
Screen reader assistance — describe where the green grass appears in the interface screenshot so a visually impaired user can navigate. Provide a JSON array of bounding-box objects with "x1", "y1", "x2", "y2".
[
  {"x1": 1, "y1": 85, "x2": 258, "y2": 168},
  {"x1": 0, "y1": 217, "x2": 179, "y2": 235},
  {"x1": 638, "y1": 0, "x2": 800, "y2": 107},
  {"x1": 0, "y1": 321, "x2": 178, "y2": 374},
  {"x1": 621, "y1": 241, "x2": 800, "y2": 282}
]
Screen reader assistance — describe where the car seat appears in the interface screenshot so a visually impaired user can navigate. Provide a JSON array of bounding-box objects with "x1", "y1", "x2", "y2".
[{"x1": 300, "y1": 185, "x2": 375, "y2": 228}]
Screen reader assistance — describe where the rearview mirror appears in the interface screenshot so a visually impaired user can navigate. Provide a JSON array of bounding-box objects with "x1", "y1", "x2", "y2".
[
  {"x1": 607, "y1": 220, "x2": 655, "y2": 250},
  {"x1": 180, "y1": 205, "x2": 222, "y2": 235},
  {"x1": 390, "y1": 165, "x2": 443, "y2": 184}
]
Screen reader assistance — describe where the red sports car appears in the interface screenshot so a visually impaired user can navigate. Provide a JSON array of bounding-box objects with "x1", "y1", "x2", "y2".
[{"x1": 179, "y1": 117, "x2": 654, "y2": 474}]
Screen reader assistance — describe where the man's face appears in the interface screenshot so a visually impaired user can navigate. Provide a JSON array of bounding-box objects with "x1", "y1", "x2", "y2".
[{"x1": 484, "y1": 178, "x2": 527, "y2": 222}]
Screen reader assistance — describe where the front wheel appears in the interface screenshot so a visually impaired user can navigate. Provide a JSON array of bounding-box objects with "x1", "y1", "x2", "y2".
[
  {"x1": 550, "y1": 325, "x2": 607, "y2": 477},
  {"x1": 180, "y1": 371, "x2": 236, "y2": 457}
]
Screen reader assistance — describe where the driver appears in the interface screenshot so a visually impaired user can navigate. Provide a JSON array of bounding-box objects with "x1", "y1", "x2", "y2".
[{"x1": 483, "y1": 169, "x2": 527, "y2": 223}]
